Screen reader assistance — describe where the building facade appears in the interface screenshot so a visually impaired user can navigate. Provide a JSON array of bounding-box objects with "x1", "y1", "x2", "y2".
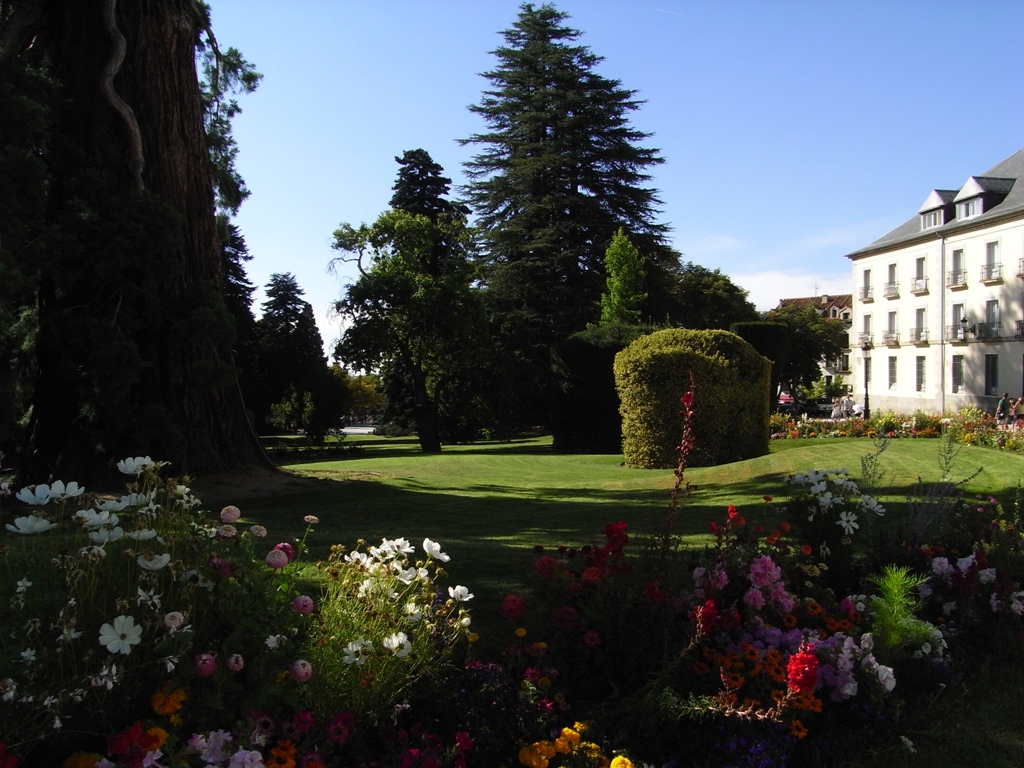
[
  {"x1": 846, "y1": 148, "x2": 1024, "y2": 414},
  {"x1": 775, "y1": 294, "x2": 853, "y2": 389}
]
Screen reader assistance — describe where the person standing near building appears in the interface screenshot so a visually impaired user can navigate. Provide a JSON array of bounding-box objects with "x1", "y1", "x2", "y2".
[{"x1": 995, "y1": 392, "x2": 1011, "y2": 427}]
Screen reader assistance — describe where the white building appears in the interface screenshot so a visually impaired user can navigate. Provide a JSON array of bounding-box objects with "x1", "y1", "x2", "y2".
[{"x1": 846, "y1": 148, "x2": 1024, "y2": 415}]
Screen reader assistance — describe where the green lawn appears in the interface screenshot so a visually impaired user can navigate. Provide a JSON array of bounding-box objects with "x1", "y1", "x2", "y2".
[{"x1": 199, "y1": 435, "x2": 1024, "y2": 767}]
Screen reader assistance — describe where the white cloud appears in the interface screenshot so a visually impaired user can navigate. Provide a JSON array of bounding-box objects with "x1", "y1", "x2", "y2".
[{"x1": 728, "y1": 270, "x2": 852, "y2": 312}]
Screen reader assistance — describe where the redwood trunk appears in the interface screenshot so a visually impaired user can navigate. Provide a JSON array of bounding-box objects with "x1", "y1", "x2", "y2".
[{"x1": 21, "y1": 0, "x2": 270, "y2": 480}]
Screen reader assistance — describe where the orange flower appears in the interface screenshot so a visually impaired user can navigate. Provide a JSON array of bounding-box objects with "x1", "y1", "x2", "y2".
[
  {"x1": 805, "y1": 601, "x2": 824, "y2": 616},
  {"x1": 790, "y1": 719, "x2": 808, "y2": 739},
  {"x1": 267, "y1": 739, "x2": 297, "y2": 768},
  {"x1": 782, "y1": 613, "x2": 797, "y2": 629}
]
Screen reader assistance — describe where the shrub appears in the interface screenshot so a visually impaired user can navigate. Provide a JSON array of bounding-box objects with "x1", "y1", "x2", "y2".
[{"x1": 614, "y1": 329, "x2": 771, "y2": 468}]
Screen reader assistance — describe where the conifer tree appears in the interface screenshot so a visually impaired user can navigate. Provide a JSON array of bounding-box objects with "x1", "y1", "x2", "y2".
[
  {"x1": 600, "y1": 228, "x2": 647, "y2": 326},
  {"x1": 461, "y1": 3, "x2": 680, "y2": 419}
]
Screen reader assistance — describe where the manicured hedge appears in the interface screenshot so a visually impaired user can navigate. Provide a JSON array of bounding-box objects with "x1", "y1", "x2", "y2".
[{"x1": 614, "y1": 328, "x2": 771, "y2": 468}]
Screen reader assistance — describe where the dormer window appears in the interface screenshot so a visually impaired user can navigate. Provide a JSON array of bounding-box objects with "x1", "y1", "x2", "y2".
[
  {"x1": 958, "y1": 198, "x2": 981, "y2": 220},
  {"x1": 921, "y1": 209, "x2": 943, "y2": 229}
]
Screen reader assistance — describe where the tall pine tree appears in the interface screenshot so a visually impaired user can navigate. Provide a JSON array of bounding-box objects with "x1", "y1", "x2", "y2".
[{"x1": 461, "y1": 3, "x2": 680, "y2": 419}]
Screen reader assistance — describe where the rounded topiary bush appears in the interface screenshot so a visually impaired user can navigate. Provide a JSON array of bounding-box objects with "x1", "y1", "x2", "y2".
[{"x1": 614, "y1": 328, "x2": 771, "y2": 468}]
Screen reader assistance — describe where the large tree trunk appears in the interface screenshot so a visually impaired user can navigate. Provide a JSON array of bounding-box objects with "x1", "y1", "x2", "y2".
[{"x1": 18, "y1": 0, "x2": 271, "y2": 481}]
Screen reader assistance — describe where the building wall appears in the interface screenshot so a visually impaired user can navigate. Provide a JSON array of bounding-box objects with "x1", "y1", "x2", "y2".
[{"x1": 850, "y1": 216, "x2": 1024, "y2": 414}]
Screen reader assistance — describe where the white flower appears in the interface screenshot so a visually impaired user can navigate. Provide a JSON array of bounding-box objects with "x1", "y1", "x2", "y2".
[
  {"x1": 383, "y1": 631, "x2": 412, "y2": 657},
  {"x1": 6, "y1": 515, "x2": 57, "y2": 534},
  {"x1": 404, "y1": 602, "x2": 423, "y2": 622},
  {"x1": 264, "y1": 634, "x2": 286, "y2": 649},
  {"x1": 117, "y1": 456, "x2": 156, "y2": 475},
  {"x1": 423, "y1": 538, "x2": 450, "y2": 562},
  {"x1": 809, "y1": 480, "x2": 828, "y2": 495},
  {"x1": 15, "y1": 578, "x2": 31, "y2": 593},
  {"x1": 957, "y1": 554, "x2": 976, "y2": 572},
  {"x1": 15, "y1": 485, "x2": 52, "y2": 505},
  {"x1": 126, "y1": 528, "x2": 158, "y2": 540},
  {"x1": 98, "y1": 615, "x2": 143, "y2": 655},
  {"x1": 343, "y1": 638, "x2": 373, "y2": 665},
  {"x1": 448, "y1": 585, "x2": 474, "y2": 602},
  {"x1": 860, "y1": 495, "x2": 885, "y2": 515},
  {"x1": 90, "y1": 527, "x2": 124, "y2": 543},
  {"x1": 396, "y1": 567, "x2": 420, "y2": 585},
  {"x1": 137, "y1": 553, "x2": 171, "y2": 571},
  {"x1": 979, "y1": 567, "x2": 997, "y2": 584},
  {"x1": 900, "y1": 736, "x2": 916, "y2": 754},
  {"x1": 48, "y1": 480, "x2": 85, "y2": 500},
  {"x1": 75, "y1": 509, "x2": 112, "y2": 528},
  {"x1": 817, "y1": 491, "x2": 835, "y2": 508},
  {"x1": 876, "y1": 663, "x2": 896, "y2": 692},
  {"x1": 58, "y1": 627, "x2": 82, "y2": 643},
  {"x1": 20, "y1": 648, "x2": 35, "y2": 662},
  {"x1": 836, "y1": 511, "x2": 859, "y2": 535}
]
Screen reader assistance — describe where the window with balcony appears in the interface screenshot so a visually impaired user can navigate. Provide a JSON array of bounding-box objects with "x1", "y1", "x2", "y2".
[
  {"x1": 947, "y1": 249, "x2": 966, "y2": 288},
  {"x1": 859, "y1": 314, "x2": 872, "y2": 345},
  {"x1": 883, "y1": 311, "x2": 899, "y2": 345},
  {"x1": 982, "y1": 241, "x2": 1001, "y2": 283},
  {"x1": 860, "y1": 269, "x2": 873, "y2": 301},
  {"x1": 912, "y1": 256, "x2": 928, "y2": 293},
  {"x1": 912, "y1": 307, "x2": 927, "y2": 343},
  {"x1": 884, "y1": 263, "x2": 899, "y2": 298},
  {"x1": 947, "y1": 303, "x2": 965, "y2": 341},
  {"x1": 979, "y1": 299, "x2": 1001, "y2": 339}
]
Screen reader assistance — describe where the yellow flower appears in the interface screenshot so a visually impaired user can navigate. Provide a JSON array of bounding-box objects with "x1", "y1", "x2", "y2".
[
  {"x1": 468, "y1": 632, "x2": 479, "y2": 643},
  {"x1": 554, "y1": 737, "x2": 570, "y2": 754},
  {"x1": 63, "y1": 753, "x2": 103, "y2": 768},
  {"x1": 515, "y1": 627, "x2": 528, "y2": 638},
  {"x1": 610, "y1": 756, "x2": 635, "y2": 768},
  {"x1": 560, "y1": 727, "x2": 581, "y2": 746}
]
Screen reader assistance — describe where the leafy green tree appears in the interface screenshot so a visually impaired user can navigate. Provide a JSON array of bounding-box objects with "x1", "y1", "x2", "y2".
[
  {"x1": 766, "y1": 304, "x2": 849, "y2": 398},
  {"x1": 0, "y1": 1, "x2": 269, "y2": 480},
  {"x1": 672, "y1": 262, "x2": 759, "y2": 329},
  {"x1": 332, "y1": 152, "x2": 487, "y2": 452},
  {"x1": 460, "y1": 3, "x2": 681, "y2": 418},
  {"x1": 599, "y1": 228, "x2": 647, "y2": 326},
  {"x1": 254, "y1": 273, "x2": 330, "y2": 433}
]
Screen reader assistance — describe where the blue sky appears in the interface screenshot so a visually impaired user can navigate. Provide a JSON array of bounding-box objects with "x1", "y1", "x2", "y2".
[{"x1": 209, "y1": 0, "x2": 1024, "y2": 353}]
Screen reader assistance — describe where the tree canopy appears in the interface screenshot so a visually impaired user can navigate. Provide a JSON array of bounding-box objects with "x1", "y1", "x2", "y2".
[{"x1": 332, "y1": 151, "x2": 488, "y2": 451}]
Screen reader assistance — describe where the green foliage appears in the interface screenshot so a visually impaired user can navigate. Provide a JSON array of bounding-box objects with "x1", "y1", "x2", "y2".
[
  {"x1": 0, "y1": 462, "x2": 318, "y2": 760},
  {"x1": 765, "y1": 304, "x2": 849, "y2": 395},
  {"x1": 303, "y1": 538, "x2": 471, "y2": 724},
  {"x1": 867, "y1": 566, "x2": 941, "y2": 665},
  {"x1": 460, "y1": 4, "x2": 683, "y2": 418},
  {"x1": 730, "y1": 321, "x2": 791, "y2": 400},
  {"x1": 551, "y1": 322, "x2": 654, "y2": 453},
  {"x1": 614, "y1": 328, "x2": 771, "y2": 467},
  {"x1": 332, "y1": 152, "x2": 492, "y2": 451},
  {"x1": 671, "y1": 262, "x2": 759, "y2": 330},
  {"x1": 599, "y1": 229, "x2": 647, "y2": 326}
]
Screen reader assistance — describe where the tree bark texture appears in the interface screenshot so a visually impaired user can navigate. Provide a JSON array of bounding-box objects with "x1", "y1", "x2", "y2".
[{"x1": 20, "y1": 0, "x2": 271, "y2": 479}]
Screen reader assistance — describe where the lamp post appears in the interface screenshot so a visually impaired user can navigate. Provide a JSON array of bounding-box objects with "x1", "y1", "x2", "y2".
[{"x1": 861, "y1": 340, "x2": 873, "y2": 420}]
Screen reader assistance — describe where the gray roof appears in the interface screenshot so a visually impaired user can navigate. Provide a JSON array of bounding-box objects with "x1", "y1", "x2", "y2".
[{"x1": 847, "y1": 147, "x2": 1024, "y2": 259}]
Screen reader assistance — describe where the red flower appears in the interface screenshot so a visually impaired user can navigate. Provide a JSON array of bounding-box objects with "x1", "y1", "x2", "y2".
[
  {"x1": 108, "y1": 720, "x2": 160, "y2": 756},
  {"x1": 327, "y1": 711, "x2": 355, "y2": 745},
  {"x1": 800, "y1": 545, "x2": 813, "y2": 557},
  {"x1": 581, "y1": 566, "x2": 602, "y2": 585},
  {"x1": 642, "y1": 580, "x2": 666, "y2": 602},
  {"x1": 533, "y1": 555, "x2": 560, "y2": 578},
  {"x1": 0, "y1": 742, "x2": 20, "y2": 768},
  {"x1": 727, "y1": 505, "x2": 739, "y2": 518},
  {"x1": 779, "y1": 521, "x2": 791, "y2": 533},
  {"x1": 501, "y1": 594, "x2": 526, "y2": 620},
  {"x1": 763, "y1": 495, "x2": 773, "y2": 503},
  {"x1": 786, "y1": 642, "x2": 819, "y2": 693}
]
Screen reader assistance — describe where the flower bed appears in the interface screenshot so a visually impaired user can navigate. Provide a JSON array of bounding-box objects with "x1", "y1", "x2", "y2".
[{"x1": 2, "y1": 398, "x2": 1024, "y2": 766}]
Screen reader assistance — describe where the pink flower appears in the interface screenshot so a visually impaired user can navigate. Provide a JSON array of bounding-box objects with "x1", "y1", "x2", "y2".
[
  {"x1": 274, "y1": 542, "x2": 296, "y2": 562},
  {"x1": 194, "y1": 653, "x2": 217, "y2": 677},
  {"x1": 208, "y1": 556, "x2": 233, "y2": 578},
  {"x1": 220, "y1": 505, "x2": 241, "y2": 523},
  {"x1": 292, "y1": 710, "x2": 316, "y2": 734},
  {"x1": 291, "y1": 595, "x2": 315, "y2": 614},
  {"x1": 743, "y1": 587, "x2": 766, "y2": 610},
  {"x1": 227, "y1": 653, "x2": 245, "y2": 672},
  {"x1": 290, "y1": 659, "x2": 313, "y2": 682},
  {"x1": 265, "y1": 549, "x2": 289, "y2": 569},
  {"x1": 748, "y1": 554, "x2": 782, "y2": 588},
  {"x1": 551, "y1": 605, "x2": 580, "y2": 630},
  {"x1": 582, "y1": 629, "x2": 602, "y2": 647}
]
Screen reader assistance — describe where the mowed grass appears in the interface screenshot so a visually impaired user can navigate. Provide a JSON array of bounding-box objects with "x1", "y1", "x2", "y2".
[
  {"x1": 203, "y1": 435, "x2": 1024, "y2": 767},
  {"x1": 212, "y1": 435, "x2": 1024, "y2": 630}
]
